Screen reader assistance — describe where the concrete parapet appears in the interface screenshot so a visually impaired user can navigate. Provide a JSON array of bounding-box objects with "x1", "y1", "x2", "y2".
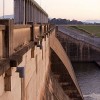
[
  {"x1": 0, "y1": 22, "x2": 83, "y2": 100},
  {"x1": 0, "y1": 19, "x2": 14, "y2": 58},
  {"x1": 0, "y1": 19, "x2": 49, "y2": 59}
]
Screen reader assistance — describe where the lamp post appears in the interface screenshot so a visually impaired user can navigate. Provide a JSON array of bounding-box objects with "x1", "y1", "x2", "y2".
[{"x1": 3, "y1": 0, "x2": 5, "y2": 18}]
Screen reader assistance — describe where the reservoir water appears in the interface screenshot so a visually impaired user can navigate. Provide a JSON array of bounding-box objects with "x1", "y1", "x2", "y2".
[{"x1": 72, "y1": 62, "x2": 100, "y2": 100}]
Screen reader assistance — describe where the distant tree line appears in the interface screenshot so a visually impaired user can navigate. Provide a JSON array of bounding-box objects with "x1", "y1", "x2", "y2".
[{"x1": 49, "y1": 18, "x2": 83, "y2": 25}]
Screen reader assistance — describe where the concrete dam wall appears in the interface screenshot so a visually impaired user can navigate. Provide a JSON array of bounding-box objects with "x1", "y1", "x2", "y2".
[{"x1": 0, "y1": 20, "x2": 83, "y2": 100}]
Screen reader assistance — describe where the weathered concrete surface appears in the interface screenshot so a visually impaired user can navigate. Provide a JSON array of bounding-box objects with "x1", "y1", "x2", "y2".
[
  {"x1": 0, "y1": 30, "x2": 3, "y2": 58},
  {"x1": 42, "y1": 74, "x2": 71, "y2": 100},
  {"x1": 0, "y1": 68, "x2": 21, "y2": 100},
  {"x1": 0, "y1": 25, "x2": 6, "y2": 58},
  {"x1": 13, "y1": 27, "x2": 31, "y2": 51},
  {"x1": 0, "y1": 36, "x2": 50, "y2": 100},
  {"x1": 0, "y1": 22, "x2": 83, "y2": 100},
  {"x1": 50, "y1": 30, "x2": 83, "y2": 99},
  {"x1": 0, "y1": 34, "x2": 75, "y2": 100}
]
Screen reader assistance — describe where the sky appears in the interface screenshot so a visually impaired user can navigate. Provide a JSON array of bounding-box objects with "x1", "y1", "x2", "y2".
[{"x1": 0, "y1": 0, "x2": 100, "y2": 21}]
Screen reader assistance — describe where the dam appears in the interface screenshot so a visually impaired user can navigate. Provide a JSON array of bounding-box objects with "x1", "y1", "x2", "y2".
[
  {"x1": 0, "y1": 0, "x2": 83, "y2": 100},
  {"x1": 0, "y1": 0, "x2": 100, "y2": 100}
]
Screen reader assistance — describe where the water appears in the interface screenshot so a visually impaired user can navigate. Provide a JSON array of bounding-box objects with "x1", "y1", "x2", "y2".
[{"x1": 72, "y1": 62, "x2": 100, "y2": 100}]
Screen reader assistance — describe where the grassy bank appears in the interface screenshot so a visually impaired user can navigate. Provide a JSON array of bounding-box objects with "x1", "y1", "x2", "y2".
[{"x1": 69, "y1": 25, "x2": 100, "y2": 37}]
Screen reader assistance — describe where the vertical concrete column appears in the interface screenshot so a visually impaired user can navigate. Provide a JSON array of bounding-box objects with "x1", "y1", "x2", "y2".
[
  {"x1": 38, "y1": 10, "x2": 39, "y2": 23},
  {"x1": 23, "y1": 0, "x2": 25, "y2": 24},
  {"x1": 16, "y1": 67, "x2": 25, "y2": 100},
  {"x1": 30, "y1": 1, "x2": 32, "y2": 22},
  {"x1": 28, "y1": 0, "x2": 30, "y2": 22},
  {"x1": 4, "y1": 68, "x2": 12, "y2": 91},
  {"x1": 47, "y1": 24, "x2": 49, "y2": 32},
  {"x1": 80, "y1": 43, "x2": 83, "y2": 61},
  {"x1": 37, "y1": 8, "x2": 39, "y2": 23},
  {"x1": 26, "y1": 0, "x2": 28, "y2": 23},
  {"x1": 46, "y1": 16, "x2": 48, "y2": 23},
  {"x1": 44, "y1": 14, "x2": 45, "y2": 23},
  {"x1": 0, "y1": 19, "x2": 14, "y2": 57},
  {"x1": 56, "y1": 26, "x2": 58, "y2": 32},
  {"x1": 27, "y1": 22, "x2": 34, "y2": 41},
  {"x1": 40, "y1": 24, "x2": 42, "y2": 35},
  {"x1": 45, "y1": 16, "x2": 47, "y2": 23},
  {"x1": 32, "y1": 2, "x2": 33, "y2": 22},
  {"x1": 36, "y1": 7, "x2": 38, "y2": 23},
  {"x1": 21, "y1": 0, "x2": 25, "y2": 24},
  {"x1": 39, "y1": 11, "x2": 41, "y2": 23},
  {"x1": 38, "y1": 10, "x2": 40, "y2": 23},
  {"x1": 88, "y1": 45, "x2": 90, "y2": 61},
  {"x1": 40, "y1": 12, "x2": 42, "y2": 23},
  {"x1": 29, "y1": 0, "x2": 31, "y2": 22},
  {"x1": 19, "y1": 0, "x2": 21, "y2": 23},
  {"x1": 25, "y1": 0, "x2": 27, "y2": 23},
  {"x1": 42, "y1": 14, "x2": 44, "y2": 23},
  {"x1": 37, "y1": 9, "x2": 39, "y2": 23},
  {"x1": 34, "y1": 6, "x2": 36, "y2": 23},
  {"x1": 32, "y1": 4, "x2": 35, "y2": 23},
  {"x1": 41, "y1": 13, "x2": 43, "y2": 23},
  {"x1": 43, "y1": 13, "x2": 44, "y2": 23},
  {"x1": 14, "y1": 0, "x2": 25, "y2": 24},
  {"x1": 44, "y1": 16, "x2": 46, "y2": 23},
  {"x1": 42, "y1": 13, "x2": 44, "y2": 23},
  {"x1": 14, "y1": 0, "x2": 20, "y2": 24},
  {"x1": 31, "y1": 3, "x2": 33, "y2": 22},
  {"x1": 20, "y1": 0, "x2": 24, "y2": 24},
  {"x1": 36, "y1": 9, "x2": 38, "y2": 23},
  {"x1": 44, "y1": 24, "x2": 46, "y2": 33},
  {"x1": 27, "y1": 0, "x2": 29, "y2": 22},
  {"x1": 30, "y1": 0, "x2": 32, "y2": 22},
  {"x1": 39, "y1": 10, "x2": 41, "y2": 23},
  {"x1": 18, "y1": 0, "x2": 24, "y2": 24},
  {"x1": 19, "y1": 0, "x2": 21, "y2": 24}
]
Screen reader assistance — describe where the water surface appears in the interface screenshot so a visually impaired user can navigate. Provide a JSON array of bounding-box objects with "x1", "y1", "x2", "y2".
[{"x1": 72, "y1": 62, "x2": 100, "y2": 100}]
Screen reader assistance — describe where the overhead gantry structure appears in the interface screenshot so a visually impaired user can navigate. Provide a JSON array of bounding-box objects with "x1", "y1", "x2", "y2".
[{"x1": 14, "y1": 0, "x2": 48, "y2": 24}]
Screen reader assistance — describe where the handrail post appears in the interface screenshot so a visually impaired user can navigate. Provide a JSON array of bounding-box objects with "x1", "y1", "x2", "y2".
[
  {"x1": 0, "y1": 19, "x2": 14, "y2": 58},
  {"x1": 40, "y1": 24, "x2": 42, "y2": 35},
  {"x1": 27, "y1": 22, "x2": 34, "y2": 41}
]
